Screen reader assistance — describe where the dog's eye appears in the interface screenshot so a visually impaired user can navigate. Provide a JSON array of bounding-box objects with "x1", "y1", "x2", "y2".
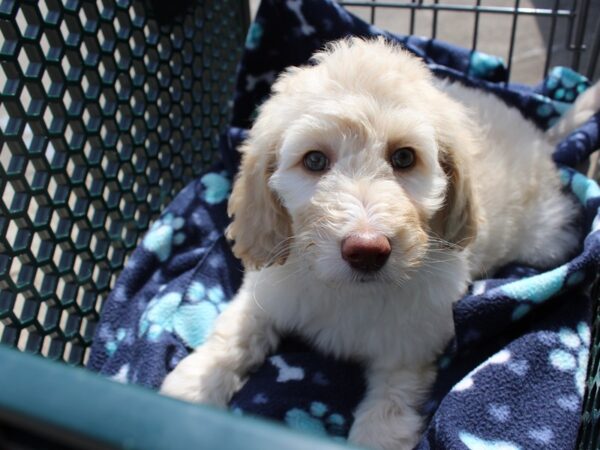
[
  {"x1": 390, "y1": 147, "x2": 416, "y2": 170},
  {"x1": 303, "y1": 151, "x2": 329, "y2": 172}
]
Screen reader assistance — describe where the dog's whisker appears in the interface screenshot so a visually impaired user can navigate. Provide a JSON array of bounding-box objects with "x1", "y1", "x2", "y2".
[
  {"x1": 269, "y1": 266, "x2": 308, "y2": 286},
  {"x1": 249, "y1": 274, "x2": 268, "y2": 313},
  {"x1": 265, "y1": 237, "x2": 295, "y2": 258}
]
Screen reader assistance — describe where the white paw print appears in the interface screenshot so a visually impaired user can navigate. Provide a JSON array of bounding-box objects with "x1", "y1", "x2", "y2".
[{"x1": 549, "y1": 322, "x2": 590, "y2": 396}]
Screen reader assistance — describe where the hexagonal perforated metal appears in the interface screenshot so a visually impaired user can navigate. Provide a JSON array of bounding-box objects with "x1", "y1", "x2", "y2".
[
  {"x1": 578, "y1": 281, "x2": 600, "y2": 450},
  {"x1": 0, "y1": 0, "x2": 247, "y2": 365}
]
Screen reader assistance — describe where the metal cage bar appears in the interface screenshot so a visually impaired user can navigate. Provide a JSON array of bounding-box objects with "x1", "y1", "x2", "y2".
[
  {"x1": 543, "y1": 0, "x2": 561, "y2": 77},
  {"x1": 505, "y1": 0, "x2": 521, "y2": 83},
  {"x1": 431, "y1": 0, "x2": 439, "y2": 39},
  {"x1": 471, "y1": 0, "x2": 482, "y2": 52},
  {"x1": 339, "y1": 2, "x2": 574, "y2": 16},
  {"x1": 338, "y1": 0, "x2": 600, "y2": 82},
  {"x1": 570, "y1": 0, "x2": 592, "y2": 73},
  {"x1": 587, "y1": 18, "x2": 600, "y2": 79}
]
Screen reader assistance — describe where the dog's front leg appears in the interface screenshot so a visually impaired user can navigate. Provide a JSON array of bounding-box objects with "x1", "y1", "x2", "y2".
[
  {"x1": 348, "y1": 365, "x2": 435, "y2": 450},
  {"x1": 160, "y1": 289, "x2": 279, "y2": 407}
]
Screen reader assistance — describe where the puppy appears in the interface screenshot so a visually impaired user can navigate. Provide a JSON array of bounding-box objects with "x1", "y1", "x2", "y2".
[{"x1": 161, "y1": 38, "x2": 580, "y2": 450}]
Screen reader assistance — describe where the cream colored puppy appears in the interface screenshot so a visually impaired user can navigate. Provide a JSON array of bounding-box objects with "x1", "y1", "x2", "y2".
[{"x1": 161, "y1": 38, "x2": 581, "y2": 450}]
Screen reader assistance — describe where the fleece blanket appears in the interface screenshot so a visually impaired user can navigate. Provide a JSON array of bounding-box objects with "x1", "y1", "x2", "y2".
[{"x1": 88, "y1": 1, "x2": 600, "y2": 449}]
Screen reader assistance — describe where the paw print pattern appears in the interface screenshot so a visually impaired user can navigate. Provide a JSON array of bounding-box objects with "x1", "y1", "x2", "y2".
[
  {"x1": 502, "y1": 169, "x2": 599, "y2": 321},
  {"x1": 139, "y1": 283, "x2": 228, "y2": 348},
  {"x1": 284, "y1": 401, "x2": 347, "y2": 439},
  {"x1": 459, "y1": 431, "x2": 519, "y2": 450},
  {"x1": 468, "y1": 51, "x2": 506, "y2": 81},
  {"x1": 200, "y1": 171, "x2": 231, "y2": 205},
  {"x1": 182, "y1": 281, "x2": 228, "y2": 346},
  {"x1": 139, "y1": 292, "x2": 183, "y2": 341},
  {"x1": 534, "y1": 67, "x2": 589, "y2": 128},
  {"x1": 544, "y1": 67, "x2": 589, "y2": 103},
  {"x1": 104, "y1": 327, "x2": 129, "y2": 356},
  {"x1": 453, "y1": 350, "x2": 511, "y2": 392},
  {"x1": 500, "y1": 265, "x2": 568, "y2": 321},
  {"x1": 142, "y1": 213, "x2": 186, "y2": 262},
  {"x1": 532, "y1": 93, "x2": 571, "y2": 128},
  {"x1": 548, "y1": 322, "x2": 590, "y2": 397},
  {"x1": 559, "y1": 168, "x2": 600, "y2": 206},
  {"x1": 286, "y1": 0, "x2": 316, "y2": 35},
  {"x1": 97, "y1": 324, "x2": 133, "y2": 357},
  {"x1": 245, "y1": 22, "x2": 264, "y2": 50}
]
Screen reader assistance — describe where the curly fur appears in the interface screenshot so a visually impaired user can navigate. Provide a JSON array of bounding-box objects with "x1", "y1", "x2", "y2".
[{"x1": 161, "y1": 38, "x2": 584, "y2": 450}]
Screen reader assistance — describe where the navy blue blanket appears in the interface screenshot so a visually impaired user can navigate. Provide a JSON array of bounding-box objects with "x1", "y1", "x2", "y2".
[{"x1": 88, "y1": 1, "x2": 600, "y2": 448}]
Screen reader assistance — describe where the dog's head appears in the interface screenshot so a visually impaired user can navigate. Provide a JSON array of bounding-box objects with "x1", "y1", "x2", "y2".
[{"x1": 227, "y1": 38, "x2": 478, "y2": 283}]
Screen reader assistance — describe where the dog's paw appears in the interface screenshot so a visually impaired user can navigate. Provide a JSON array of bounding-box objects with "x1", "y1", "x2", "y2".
[
  {"x1": 160, "y1": 348, "x2": 242, "y2": 407},
  {"x1": 348, "y1": 402, "x2": 422, "y2": 450}
]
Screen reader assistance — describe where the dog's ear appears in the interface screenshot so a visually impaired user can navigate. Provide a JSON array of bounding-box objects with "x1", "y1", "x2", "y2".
[
  {"x1": 431, "y1": 112, "x2": 479, "y2": 249},
  {"x1": 434, "y1": 147, "x2": 478, "y2": 247},
  {"x1": 226, "y1": 140, "x2": 292, "y2": 269}
]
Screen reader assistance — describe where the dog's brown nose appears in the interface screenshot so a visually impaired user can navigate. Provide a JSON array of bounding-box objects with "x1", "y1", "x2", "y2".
[{"x1": 341, "y1": 235, "x2": 391, "y2": 272}]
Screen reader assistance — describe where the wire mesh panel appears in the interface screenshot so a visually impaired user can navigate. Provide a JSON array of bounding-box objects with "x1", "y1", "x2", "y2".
[
  {"x1": 0, "y1": 0, "x2": 247, "y2": 365},
  {"x1": 579, "y1": 280, "x2": 600, "y2": 450},
  {"x1": 338, "y1": 0, "x2": 600, "y2": 84}
]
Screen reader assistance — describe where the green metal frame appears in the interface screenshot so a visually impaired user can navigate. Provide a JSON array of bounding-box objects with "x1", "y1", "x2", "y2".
[{"x1": 0, "y1": 345, "x2": 356, "y2": 450}]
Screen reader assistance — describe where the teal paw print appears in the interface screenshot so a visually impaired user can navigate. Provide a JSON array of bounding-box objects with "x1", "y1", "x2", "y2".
[
  {"x1": 139, "y1": 283, "x2": 228, "y2": 348},
  {"x1": 200, "y1": 171, "x2": 231, "y2": 205},
  {"x1": 559, "y1": 168, "x2": 600, "y2": 205},
  {"x1": 142, "y1": 213, "x2": 185, "y2": 262},
  {"x1": 548, "y1": 322, "x2": 590, "y2": 396},
  {"x1": 545, "y1": 67, "x2": 589, "y2": 102},
  {"x1": 139, "y1": 292, "x2": 183, "y2": 341},
  {"x1": 245, "y1": 22, "x2": 264, "y2": 50},
  {"x1": 181, "y1": 281, "x2": 228, "y2": 346},
  {"x1": 532, "y1": 93, "x2": 572, "y2": 128},
  {"x1": 104, "y1": 327, "x2": 129, "y2": 356},
  {"x1": 285, "y1": 402, "x2": 347, "y2": 439},
  {"x1": 468, "y1": 51, "x2": 506, "y2": 80},
  {"x1": 502, "y1": 265, "x2": 568, "y2": 321}
]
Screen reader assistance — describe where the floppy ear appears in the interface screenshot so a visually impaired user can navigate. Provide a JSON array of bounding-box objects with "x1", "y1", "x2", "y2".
[
  {"x1": 433, "y1": 147, "x2": 478, "y2": 248},
  {"x1": 226, "y1": 140, "x2": 292, "y2": 269},
  {"x1": 430, "y1": 107, "x2": 480, "y2": 249}
]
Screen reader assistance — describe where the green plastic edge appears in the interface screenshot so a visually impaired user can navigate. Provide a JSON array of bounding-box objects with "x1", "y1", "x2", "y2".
[{"x1": 0, "y1": 344, "x2": 357, "y2": 450}]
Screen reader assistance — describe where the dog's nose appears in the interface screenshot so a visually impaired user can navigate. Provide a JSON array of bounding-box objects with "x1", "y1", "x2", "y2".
[{"x1": 341, "y1": 235, "x2": 391, "y2": 272}]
